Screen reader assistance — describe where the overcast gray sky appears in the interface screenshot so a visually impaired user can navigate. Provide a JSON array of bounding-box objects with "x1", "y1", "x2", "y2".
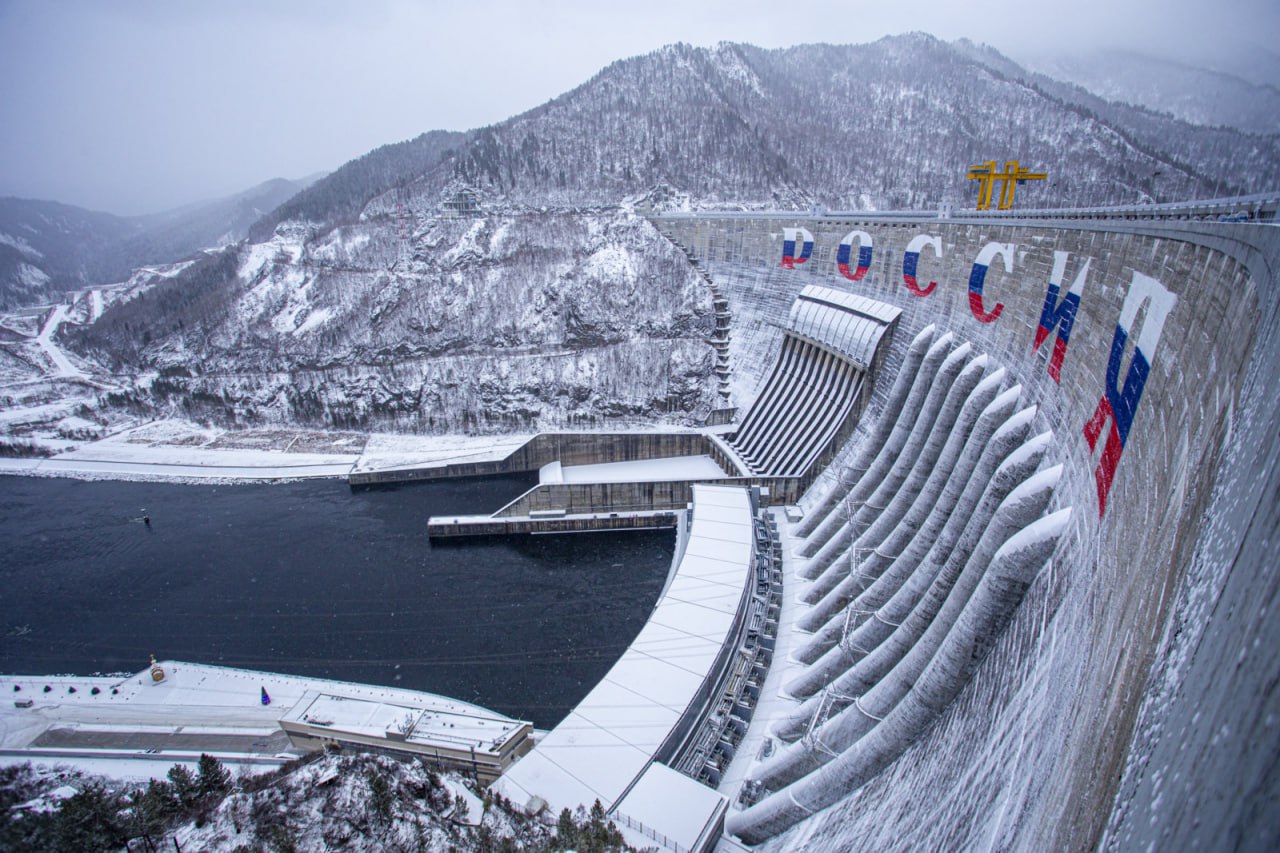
[{"x1": 1, "y1": 0, "x2": 1275, "y2": 215}]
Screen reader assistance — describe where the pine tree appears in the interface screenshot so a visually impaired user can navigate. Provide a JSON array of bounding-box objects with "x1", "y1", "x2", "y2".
[
  {"x1": 367, "y1": 769, "x2": 393, "y2": 826},
  {"x1": 133, "y1": 777, "x2": 180, "y2": 837},
  {"x1": 51, "y1": 783, "x2": 128, "y2": 852},
  {"x1": 197, "y1": 753, "x2": 233, "y2": 801},
  {"x1": 167, "y1": 763, "x2": 200, "y2": 813}
]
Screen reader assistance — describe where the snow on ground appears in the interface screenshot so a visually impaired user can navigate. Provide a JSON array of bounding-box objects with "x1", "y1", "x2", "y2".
[
  {"x1": 0, "y1": 755, "x2": 277, "y2": 785},
  {"x1": 50, "y1": 438, "x2": 358, "y2": 469},
  {"x1": 352, "y1": 431, "x2": 531, "y2": 474},
  {"x1": 0, "y1": 398, "x2": 89, "y2": 428},
  {"x1": 291, "y1": 305, "x2": 333, "y2": 335},
  {"x1": 0, "y1": 661, "x2": 524, "y2": 785},
  {"x1": 0, "y1": 231, "x2": 43, "y2": 259},
  {"x1": 0, "y1": 456, "x2": 356, "y2": 481},
  {"x1": 0, "y1": 419, "x2": 536, "y2": 483},
  {"x1": 1, "y1": 413, "x2": 738, "y2": 487},
  {"x1": 0, "y1": 313, "x2": 40, "y2": 337},
  {"x1": 441, "y1": 775, "x2": 485, "y2": 825},
  {"x1": 16, "y1": 262, "x2": 50, "y2": 290},
  {"x1": 34, "y1": 304, "x2": 85, "y2": 379}
]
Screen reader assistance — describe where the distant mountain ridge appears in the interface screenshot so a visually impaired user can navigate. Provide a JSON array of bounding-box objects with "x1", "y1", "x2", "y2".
[
  {"x1": 0, "y1": 175, "x2": 318, "y2": 309},
  {"x1": 12, "y1": 33, "x2": 1280, "y2": 437},
  {"x1": 249, "y1": 34, "x2": 1280, "y2": 238},
  {"x1": 11, "y1": 35, "x2": 1279, "y2": 311},
  {"x1": 248, "y1": 132, "x2": 465, "y2": 241},
  {"x1": 1017, "y1": 48, "x2": 1280, "y2": 135}
]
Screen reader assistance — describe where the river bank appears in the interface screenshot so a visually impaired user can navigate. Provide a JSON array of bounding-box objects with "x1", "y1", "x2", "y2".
[{"x1": 0, "y1": 418, "x2": 531, "y2": 483}]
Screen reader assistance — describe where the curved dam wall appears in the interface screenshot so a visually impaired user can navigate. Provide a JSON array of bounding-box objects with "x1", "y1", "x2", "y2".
[{"x1": 653, "y1": 213, "x2": 1279, "y2": 850}]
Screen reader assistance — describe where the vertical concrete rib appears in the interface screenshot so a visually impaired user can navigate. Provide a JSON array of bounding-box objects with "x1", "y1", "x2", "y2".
[
  {"x1": 762, "y1": 466, "x2": 1062, "y2": 780},
  {"x1": 795, "y1": 324, "x2": 937, "y2": 537},
  {"x1": 778, "y1": 378, "x2": 1019, "y2": 677},
  {"x1": 729, "y1": 510, "x2": 1071, "y2": 845},
  {"x1": 800, "y1": 340, "x2": 970, "y2": 580},
  {"x1": 789, "y1": 410, "x2": 1043, "y2": 671},
  {"x1": 799, "y1": 352, "x2": 988, "y2": 610},
  {"x1": 799, "y1": 331, "x2": 955, "y2": 560},
  {"x1": 846, "y1": 367, "x2": 1007, "y2": 613}
]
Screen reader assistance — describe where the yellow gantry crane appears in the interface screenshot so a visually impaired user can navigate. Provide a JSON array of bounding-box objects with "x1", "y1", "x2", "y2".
[{"x1": 966, "y1": 159, "x2": 1048, "y2": 210}]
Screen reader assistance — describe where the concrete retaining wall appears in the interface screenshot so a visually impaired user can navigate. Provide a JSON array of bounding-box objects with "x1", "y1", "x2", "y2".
[{"x1": 350, "y1": 431, "x2": 718, "y2": 486}]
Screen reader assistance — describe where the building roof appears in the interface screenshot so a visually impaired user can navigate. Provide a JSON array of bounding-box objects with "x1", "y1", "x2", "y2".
[{"x1": 787, "y1": 285, "x2": 901, "y2": 369}]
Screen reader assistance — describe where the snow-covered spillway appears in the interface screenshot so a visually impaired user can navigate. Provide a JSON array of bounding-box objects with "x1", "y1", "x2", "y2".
[{"x1": 649, "y1": 213, "x2": 1280, "y2": 850}]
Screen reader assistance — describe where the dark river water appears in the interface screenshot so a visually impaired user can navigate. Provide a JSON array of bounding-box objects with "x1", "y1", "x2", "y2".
[{"x1": 0, "y1": 474, "x2": 674, "y2": 729}]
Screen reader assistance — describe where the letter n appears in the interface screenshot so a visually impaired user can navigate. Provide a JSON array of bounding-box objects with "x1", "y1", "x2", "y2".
[
  {"x1": 1083, "y1": 272, "x2": 1176, "y2": 516},
  {"x1": 1033, "y1": 252, "x2": 1090, "y2": 383}
]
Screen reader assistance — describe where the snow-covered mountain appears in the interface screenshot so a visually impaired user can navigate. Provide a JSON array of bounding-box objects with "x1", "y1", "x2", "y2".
[
  {"x1": 66, "y1": 211, "x2": 717, "y2": 432},
  {"x1": 38, "y1": 35, "x2": 1280, "y2": 434},
  {"x1": 1017, "y1": 47, "x2": 1280, "y2": 135},
  {"x1": 0, "y1": 198, "x2": 141, "y2": 310},
  {"x1": 255, "y1": 34, "x2": 1278, "y2": 222},
  {"x1": 0, "y1": 176, "x2": 319, "y2": 310}
]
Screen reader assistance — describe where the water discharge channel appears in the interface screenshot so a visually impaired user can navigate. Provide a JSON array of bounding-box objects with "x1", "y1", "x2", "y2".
[{"x1": 0, "y1": 474, "x2": 674, "y2": 730}]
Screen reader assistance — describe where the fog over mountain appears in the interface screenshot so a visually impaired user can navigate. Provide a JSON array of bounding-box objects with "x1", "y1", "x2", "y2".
[
  {"x1": 254, "y1": 35, "x2": 1279, "y2": 230},
  {"x1": 0, "y1": 176, "x2": 318, "y2": 310},
  {"x1": 1019, "y1": 47, "x2": 1280, "y2": 135}
]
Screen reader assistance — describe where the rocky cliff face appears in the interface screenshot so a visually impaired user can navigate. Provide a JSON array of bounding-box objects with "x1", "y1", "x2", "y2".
[{"x1": 67, "y1": 210, "x2": 717, "y2": 432}]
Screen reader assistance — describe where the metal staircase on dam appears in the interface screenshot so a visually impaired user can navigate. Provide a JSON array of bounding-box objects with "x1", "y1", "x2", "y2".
[{"x1": 652, "y1": 223, "x2": 734, "y2": 402}]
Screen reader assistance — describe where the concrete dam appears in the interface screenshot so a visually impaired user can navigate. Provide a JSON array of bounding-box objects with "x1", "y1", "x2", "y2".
[
  {"x1": 638, "y1": 204, "x2": 1280, "y2": 851},
  {"x1": 412, "y1": 199, "x2": 1278, "y2": 852}
]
